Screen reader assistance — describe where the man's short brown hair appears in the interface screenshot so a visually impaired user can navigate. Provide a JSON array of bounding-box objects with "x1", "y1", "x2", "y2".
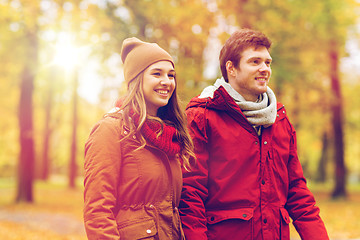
[{"x1": 219, "y1": 28, "x2": 272, "y2": 82}]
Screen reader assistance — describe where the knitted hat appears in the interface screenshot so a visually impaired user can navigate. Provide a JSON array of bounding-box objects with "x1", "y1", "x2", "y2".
[{"x1": 121, "y1": 37, "x2": 174, "y2": 83}]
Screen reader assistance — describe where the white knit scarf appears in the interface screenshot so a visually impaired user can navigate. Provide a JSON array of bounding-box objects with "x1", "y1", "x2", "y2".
[{"x1": 215, "y1": 78, "x2": 277, "y2": 129}]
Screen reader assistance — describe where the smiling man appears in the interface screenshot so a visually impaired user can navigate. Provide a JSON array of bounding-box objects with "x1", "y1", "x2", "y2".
[{"x1": 179, "y1": 29, "x2": 329, "y2": 240}]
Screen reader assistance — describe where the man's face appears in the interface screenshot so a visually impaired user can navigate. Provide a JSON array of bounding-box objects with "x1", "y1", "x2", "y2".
[{"x1": 227, "y1": 46, "x2": 272, "y2": 102}]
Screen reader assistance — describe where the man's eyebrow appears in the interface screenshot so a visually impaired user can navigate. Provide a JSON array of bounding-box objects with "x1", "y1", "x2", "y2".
[{"x1": 248, "y1": 57, "x2": 272, "y2": 61}]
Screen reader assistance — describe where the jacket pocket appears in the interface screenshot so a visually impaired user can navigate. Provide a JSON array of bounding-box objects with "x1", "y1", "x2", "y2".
[
  {"x1": 206, "y1": 208, "x2": 254, "y2": 239},
  {"x1": 118, "y1": 217, "x2": 158, "y2": 240},
  {"x1": 280, "y1": 208, "x2": 290, "y2": 240}
]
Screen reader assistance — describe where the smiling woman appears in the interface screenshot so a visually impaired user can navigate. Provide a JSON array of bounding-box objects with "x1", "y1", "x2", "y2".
[{"x1": 83, "y1": 37, "x2": 195, "y2": 240}]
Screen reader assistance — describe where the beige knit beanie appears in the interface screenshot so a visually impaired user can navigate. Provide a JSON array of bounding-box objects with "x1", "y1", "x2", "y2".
[{"x1": 121, "y1": 37, "x2": 174, "y2": 83}]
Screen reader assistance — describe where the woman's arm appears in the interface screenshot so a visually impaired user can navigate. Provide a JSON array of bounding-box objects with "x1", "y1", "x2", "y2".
[{"x1": 84, "y1": 117, "x2": 122, "y2": 240}]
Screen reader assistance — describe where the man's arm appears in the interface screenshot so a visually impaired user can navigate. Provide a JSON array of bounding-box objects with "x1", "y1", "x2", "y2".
[
  {"x1": 286, "y1": 124, "x2": 329, "y2": 240},
  {"x1": 179, "y1": 107, "x2": 210, "y2": 240}
]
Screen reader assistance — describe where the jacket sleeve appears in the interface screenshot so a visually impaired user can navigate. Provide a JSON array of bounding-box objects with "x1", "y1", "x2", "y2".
[
  {"x1": 179, "y1": 107, "x2": 209, "y2": 240},
  {"x1": 83, "y1": 117, "x2": 122, "y2": 240},
  {"x1": 285, "y1": 122, "x2": 329, "y2": 240}
]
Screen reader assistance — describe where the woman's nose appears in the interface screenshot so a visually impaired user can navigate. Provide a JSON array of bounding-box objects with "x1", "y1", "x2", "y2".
[{"x1": 160, "y1": 76, "x2": 171, "y2": 85}]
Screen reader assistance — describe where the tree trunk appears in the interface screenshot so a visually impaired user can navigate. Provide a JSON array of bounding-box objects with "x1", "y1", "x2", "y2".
[
  {"x1": 329, "y1": 40, "x2": 347, "y2": 198},
  {"x1": 16, "y1": 31, "x2": 38, "y2": 202},
  {"x1": 69, "y1": 70, "x2": 78, "y2": 188},
  {"x1": 316, "y1": 130, "x2": 329, "y2": 183},
  {"x1": 40, "y1": 70, "x2": 54, "y2": 180}
]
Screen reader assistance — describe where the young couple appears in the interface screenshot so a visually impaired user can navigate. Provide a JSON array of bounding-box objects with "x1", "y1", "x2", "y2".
[{"x1": 83, "y1": 29, "x2": 329, "y2": 240}]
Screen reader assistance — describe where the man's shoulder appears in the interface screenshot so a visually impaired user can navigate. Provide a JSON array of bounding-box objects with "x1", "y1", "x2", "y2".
[
  {"x1": 186, "y1": 95, "x2": 208, "y2": 111},
  {"x1": 276, "y1": 102, "x2": 284, "y2": 111},
  {"x1": 276, "y1": 102, "x2": 287, "y2": 117},
  {"x1": 274, "y1": 103, "x2": 295, "y2": 130},
  {"x1": 185, "y1": 97, "x2": 207, "y2": 119}
]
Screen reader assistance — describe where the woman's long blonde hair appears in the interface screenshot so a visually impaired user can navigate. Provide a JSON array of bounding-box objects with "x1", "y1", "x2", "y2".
[{"x1": 116, "y1": 71, "x2": 195, "y2": 170}]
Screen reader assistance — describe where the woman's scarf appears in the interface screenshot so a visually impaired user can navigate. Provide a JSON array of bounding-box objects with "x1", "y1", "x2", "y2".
[{"x1": 132, "y1": 111, "x2": 180, "y2": 158}]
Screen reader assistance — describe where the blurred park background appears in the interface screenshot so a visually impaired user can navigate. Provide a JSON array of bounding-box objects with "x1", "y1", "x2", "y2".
[{"x1": 1, "y1": 0, "x2": 360, "y2": 239}]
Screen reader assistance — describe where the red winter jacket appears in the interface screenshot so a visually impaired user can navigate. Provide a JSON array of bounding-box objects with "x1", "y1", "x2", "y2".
[{"x1": 179, "y1": 86, "x2": 329, "y2": 240}]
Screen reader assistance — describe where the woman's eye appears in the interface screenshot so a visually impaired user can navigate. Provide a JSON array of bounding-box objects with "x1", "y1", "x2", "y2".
[
  {"x1": 168, "y1": 73, "x2": 175, "y2": 78},
  {"x1": 152, "y1": 72, "x2": 161, "y2": 76}
]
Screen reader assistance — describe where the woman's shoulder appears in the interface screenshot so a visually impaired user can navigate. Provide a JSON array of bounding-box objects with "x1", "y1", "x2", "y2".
[
  {"x1": 104, "y1": 107, "x2": 123, "y2": 119},
  {"x1": 89, "y1": 109, "x2": 125, "y2": 135}
]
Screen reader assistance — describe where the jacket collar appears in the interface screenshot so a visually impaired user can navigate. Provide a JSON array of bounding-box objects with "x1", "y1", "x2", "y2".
[{"x1": 187, "y1": 85, "x2": 287, "y2": 124}]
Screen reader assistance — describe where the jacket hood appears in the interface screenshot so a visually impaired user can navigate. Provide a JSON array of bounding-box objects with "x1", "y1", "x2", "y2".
[
  {"x1": 186, "y1": 85, "x2": 238, "y2": 112},
  {"x1": 187, "y1": 77, "x2": 247, "y2": 112}
]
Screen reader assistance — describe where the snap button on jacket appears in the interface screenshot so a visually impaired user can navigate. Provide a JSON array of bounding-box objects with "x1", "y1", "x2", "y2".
[{"x1": 84, "y1": 113, "x2": 185, "y2": 239}]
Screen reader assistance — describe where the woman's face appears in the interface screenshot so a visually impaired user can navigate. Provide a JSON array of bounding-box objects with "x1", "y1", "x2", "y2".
[{"x1": 142, "y1": 61, "x2": 176, "y2": 116}]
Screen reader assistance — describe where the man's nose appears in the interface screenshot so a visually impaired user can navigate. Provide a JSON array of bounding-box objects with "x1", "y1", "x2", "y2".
[{"x1": 259, "y1": 62, "x2": 271, "y2": 72}]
